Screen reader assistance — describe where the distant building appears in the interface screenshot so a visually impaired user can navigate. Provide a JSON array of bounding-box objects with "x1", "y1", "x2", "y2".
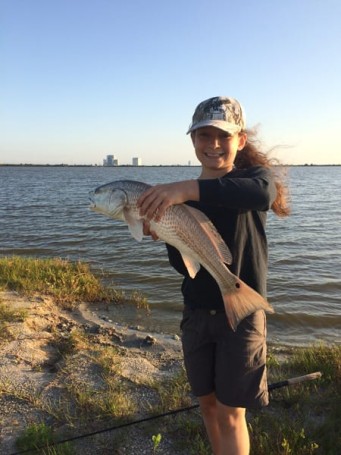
[
  {"x1": 103, "y1": 155, "x2": 118, "y2": 166},
  {"x1": 106, "y1": 155, "x2": 114, "y2": 166},
  {"x1": 132, "y1": 157, "x2": 142, "y2": 166}
]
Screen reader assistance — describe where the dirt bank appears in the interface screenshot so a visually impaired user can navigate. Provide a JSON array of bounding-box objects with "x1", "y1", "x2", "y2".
[{"x1": 0, "y1": 291, "x2": 194, "y2": 455}]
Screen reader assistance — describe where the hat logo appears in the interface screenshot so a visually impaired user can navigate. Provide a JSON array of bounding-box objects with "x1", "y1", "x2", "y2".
[
  {"x1": 204, "y1": 108, "x2": 226, "y2": 121},
  {"x1": 196, "y1": 99, "x2": 238, "y2": 124}
]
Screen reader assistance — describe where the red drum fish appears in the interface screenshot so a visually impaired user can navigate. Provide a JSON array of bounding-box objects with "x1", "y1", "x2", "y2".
[{"x1": 89, "y1": 180, "x2": 274, "y2": 330}]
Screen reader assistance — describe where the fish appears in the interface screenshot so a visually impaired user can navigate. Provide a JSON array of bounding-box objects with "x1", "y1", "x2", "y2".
[{"x1": 89, "y1": 179, "x2": 274, "y2": 330}]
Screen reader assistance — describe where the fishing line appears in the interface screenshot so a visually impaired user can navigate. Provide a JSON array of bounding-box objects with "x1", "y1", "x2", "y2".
[{"x1": 9, "y1": 371, "x2": 321, "y2": 455}]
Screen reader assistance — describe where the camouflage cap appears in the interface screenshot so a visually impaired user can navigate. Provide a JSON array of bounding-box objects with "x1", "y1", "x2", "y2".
[{"x1": 187, "y1": 96, "x2": 246, "y2": 135}]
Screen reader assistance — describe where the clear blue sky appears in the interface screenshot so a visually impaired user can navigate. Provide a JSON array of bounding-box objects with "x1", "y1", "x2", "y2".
[{"x1": 1, "y1": 0, "x2": 340, "y2": 165}]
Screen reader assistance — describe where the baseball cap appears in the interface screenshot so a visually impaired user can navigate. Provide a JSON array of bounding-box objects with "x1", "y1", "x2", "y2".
[{"x1": 187, "y1": 96, "x2": 246, "y2": 135}]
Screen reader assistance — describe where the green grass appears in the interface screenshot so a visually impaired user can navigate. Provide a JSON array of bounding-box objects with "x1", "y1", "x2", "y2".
[
  {"x1": 151, "y1": 366, "x2": 192, "y2": 413},
  {"x1": 0, "y1": 256, "x2": 126, "y2": 309},
  {"x1": 248, "y1": 344, "x2": 341, "y2": 455},
  {"x1": 154, "y1": 344, "x2": 341, "y2": 455},
  {"x1": 0, "y1": 256, "x2": 340, "y2": 454},
  {"x1": 16, "y1": 422, "x2": 75, "y2": 454},
  {"x1": 0, "y1": 300, "x2": 28, "y2": 341},
  {"x1": 60, "y1": 332, "x2": 137, "y2": 421}
]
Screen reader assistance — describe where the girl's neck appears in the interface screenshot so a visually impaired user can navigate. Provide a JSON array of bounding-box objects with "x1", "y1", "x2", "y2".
[{"x1": 199, "y1": 165, "x2": 234, "y2": 180}]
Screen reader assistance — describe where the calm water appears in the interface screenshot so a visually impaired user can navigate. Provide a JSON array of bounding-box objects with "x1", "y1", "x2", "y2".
[{"x1": 1, "y1": 165, "x2": 340, "y2": 347}]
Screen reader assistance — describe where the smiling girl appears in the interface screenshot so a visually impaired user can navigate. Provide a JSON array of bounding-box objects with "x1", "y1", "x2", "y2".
[{"x1": 138, "y1": 96, "x2": 290, "y2": 455}]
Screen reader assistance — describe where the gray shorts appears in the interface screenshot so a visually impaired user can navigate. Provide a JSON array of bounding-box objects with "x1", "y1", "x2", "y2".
[{"x1": 180, "y1": 307, "x2": 269, "y2": 409}]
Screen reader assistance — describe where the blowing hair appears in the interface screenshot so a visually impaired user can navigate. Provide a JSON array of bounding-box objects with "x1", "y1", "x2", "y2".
[{"x1": 235, "y1": 129, "x2": 291, "y2": 217}]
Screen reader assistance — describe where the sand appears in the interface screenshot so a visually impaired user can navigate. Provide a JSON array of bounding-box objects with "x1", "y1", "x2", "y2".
[{"x1": 0, "y1": 291, "x2": 193, "y2": 455}]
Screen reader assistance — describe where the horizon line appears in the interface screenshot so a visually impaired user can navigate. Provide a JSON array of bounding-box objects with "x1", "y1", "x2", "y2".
[{"x1": 1, "y1": 163, "x2": 341, "y2": 168}]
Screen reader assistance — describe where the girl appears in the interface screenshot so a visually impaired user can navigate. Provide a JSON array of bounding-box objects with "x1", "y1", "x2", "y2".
[{"x1": 138, "y1": 96, "x2": 290, "y2": 455}]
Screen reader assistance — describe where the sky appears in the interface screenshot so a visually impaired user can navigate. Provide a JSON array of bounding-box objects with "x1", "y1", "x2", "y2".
[{"x1": 1, "y1": 0, "x2": 341, "y2": 166}]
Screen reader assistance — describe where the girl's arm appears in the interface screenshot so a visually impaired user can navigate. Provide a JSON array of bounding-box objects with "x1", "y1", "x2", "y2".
[
  {"x1": 199, "y1": 166, "x2": 277, "y2": 211},
  {"x1": 138, "y1": 166, "x2": 276, "y2": 220},
  {"x1": 137, "y1": 180, "x2": 199, "y2": 221}
]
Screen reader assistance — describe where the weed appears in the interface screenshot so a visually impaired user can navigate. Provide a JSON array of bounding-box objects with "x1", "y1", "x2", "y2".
[
  {"x1": 60, "y1": 343, "x2": 137, "y2": 421},
  {"x1": 152, "y1": 433, "x2": 162, "y2": 452},
  {"x1": 0, "y1": 256, "x2": 122, "y2": 309},
  {"x1": 0, "y1": 301, "x2": 28, "y2": 341},
  {"x1": 1, "y1": 257, "x2": 340, "y2": 454},
  {"x1": 16, "y1": 422, "x2": 75, "y2": 454},
  {"x1": 249, "y1": 414, "x2": 319, "y2": 455},
  {"x1": 173, "y1": 414, "x2": 211, "y2": 455},
  {"x1": 152, "y1": 366, "x2": 191, "y2": 412},
  {"x1": 266, "y1": 349, "x2": 281, "y2": 368},
  {"x1": 128, "y1": 290, "x2": 150, "y2": 312},
  {"x1": 0, "y1": 376, "x2": 43, "y2": 408},
  {"x1": 284, "y1": 343, "x2": 341, "y2": 384},
  {"x1": 0, "y1": 302, "x2": 27, "y2": 323},
  {"x1": 248, "y1": 343, "x2": 341, "y2": 455}
]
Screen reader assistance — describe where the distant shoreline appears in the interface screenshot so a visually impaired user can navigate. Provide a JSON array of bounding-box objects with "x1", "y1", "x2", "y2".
[{"x1": 1, "y1": 163, "x2": 341, "y2": 168}]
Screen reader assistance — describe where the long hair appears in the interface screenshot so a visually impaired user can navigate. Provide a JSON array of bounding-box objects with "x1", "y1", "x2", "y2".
[{"x1": 235, "y1": 129, "x2": 291, "y2": 217}]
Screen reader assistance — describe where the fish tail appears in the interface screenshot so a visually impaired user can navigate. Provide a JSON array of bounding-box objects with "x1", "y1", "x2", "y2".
[{"x1": 223, "y1": 281, "x2": 274, "y2": 331}]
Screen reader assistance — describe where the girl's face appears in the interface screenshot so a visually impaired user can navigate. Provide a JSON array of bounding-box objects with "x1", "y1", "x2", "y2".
[{"x1": 191, "y1": 126, "x2": 247, "y2": 178}]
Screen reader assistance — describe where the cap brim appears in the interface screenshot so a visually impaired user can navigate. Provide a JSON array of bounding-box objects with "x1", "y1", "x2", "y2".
[{"x1": 186, "y1": 120, "x2": 242, "y2": 135}]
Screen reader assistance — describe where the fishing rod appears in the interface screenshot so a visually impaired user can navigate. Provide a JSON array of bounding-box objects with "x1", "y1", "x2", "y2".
[
  {"x1": 268, "y1": 371, "x2": 322, "y2": 390},
  {"x1": 10, "y1": 371, "x2": 322, "y2": 455}
]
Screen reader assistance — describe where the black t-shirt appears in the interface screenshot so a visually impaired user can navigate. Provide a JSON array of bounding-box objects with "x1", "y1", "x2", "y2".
[{"x1": 166, "y1": 166, "x2": 277, "y2": 311}]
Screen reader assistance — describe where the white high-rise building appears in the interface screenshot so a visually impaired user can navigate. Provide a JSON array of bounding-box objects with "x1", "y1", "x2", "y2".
[
  {"x1": 132, "y1": 157, "x2": 142, "y2": 166},
  {"x1": 106, "y1": 155, "x2": 114, "y2": 166},
  {"x1": 103, "y1": 155, "x2": 118, "y2": 166}
]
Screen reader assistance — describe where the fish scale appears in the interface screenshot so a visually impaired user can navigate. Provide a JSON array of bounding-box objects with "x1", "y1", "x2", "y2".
[{"x1": 150, "y1": 205, "x2": 232, "y2": 284}]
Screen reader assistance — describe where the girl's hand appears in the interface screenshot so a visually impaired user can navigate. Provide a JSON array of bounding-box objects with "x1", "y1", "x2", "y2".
[
  {"x1": 137, "y1": 180, "x2": 199, "y2": 221},
  {"x1": 143, "y1": 220, "x2": 159, "y2": 241}
]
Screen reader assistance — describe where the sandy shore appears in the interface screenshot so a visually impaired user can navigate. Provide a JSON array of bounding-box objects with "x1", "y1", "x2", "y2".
[
  {"x1": 1, "y1": 290, "x2": 309, "y2": 455},
  {"x1": 0, "y1": 291, "x2": 191, "y2": 454}
]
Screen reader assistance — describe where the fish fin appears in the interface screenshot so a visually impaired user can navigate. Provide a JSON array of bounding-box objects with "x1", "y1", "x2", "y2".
[
  {"x1": 223, "y1": 280, "x2": 274, "y2": 331},
  {"x1": 123, "y1": 209, "x2": 144, "y2": 242},
  {"x1": 180, "y1": 253, "x2": 201, "y2": 278},
  {"x1": 183, "y1": 205, "x2": 233, "y2": 265},
  {"x1": 113, "y1": 210, "x2": 125, "y2": 221}
]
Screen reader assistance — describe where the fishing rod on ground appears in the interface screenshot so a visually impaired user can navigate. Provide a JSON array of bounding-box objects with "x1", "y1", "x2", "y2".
[{"x1": 10, "y1": 371, "x2": 322, "y2": 455}]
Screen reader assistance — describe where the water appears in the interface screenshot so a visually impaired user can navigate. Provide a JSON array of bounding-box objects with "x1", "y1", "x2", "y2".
[{"x1": 1, "y1": 165, "x2": 340, "y2": 347}]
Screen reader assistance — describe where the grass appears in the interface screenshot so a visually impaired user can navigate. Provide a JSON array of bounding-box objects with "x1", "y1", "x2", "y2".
[
  {"x1": 156, "y1": 344, "x2": 341, "y2": 455},
  {"x1": 0, "y1": 256, "x2": 125, "y2": 309},
  {"x1": 247, "y1": 343, "x2": 341, "y2": 455},
  {"x1": 0, "y1": 299, "x2": 28, "y2": 341},
  {"x1": 0, "y1": 256, "x2": 340, "y2": 454},
  {"x1": 6, "y1": 341, "x2": 341, "y2": 455},
  {"x1": 151, "y1": 366, "x2": 192, "y2": 413},
  {"x1": 1, "y1": 328, "x2": 137, "y2": 422},
  {"x1": 60, "y1": 332, "x2": 137, "y2": 421},
  {"x1": 16, "y1": 423, "x2": 75, "y2": 455}
]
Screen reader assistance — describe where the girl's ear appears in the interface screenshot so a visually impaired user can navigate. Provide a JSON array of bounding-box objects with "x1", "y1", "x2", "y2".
[
  {"x1": 237, "y1": 132, "x2": 247, "y2": 151},
  {"x1": 190, "y1": 131, "x2": 196, "y2": 146}
]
